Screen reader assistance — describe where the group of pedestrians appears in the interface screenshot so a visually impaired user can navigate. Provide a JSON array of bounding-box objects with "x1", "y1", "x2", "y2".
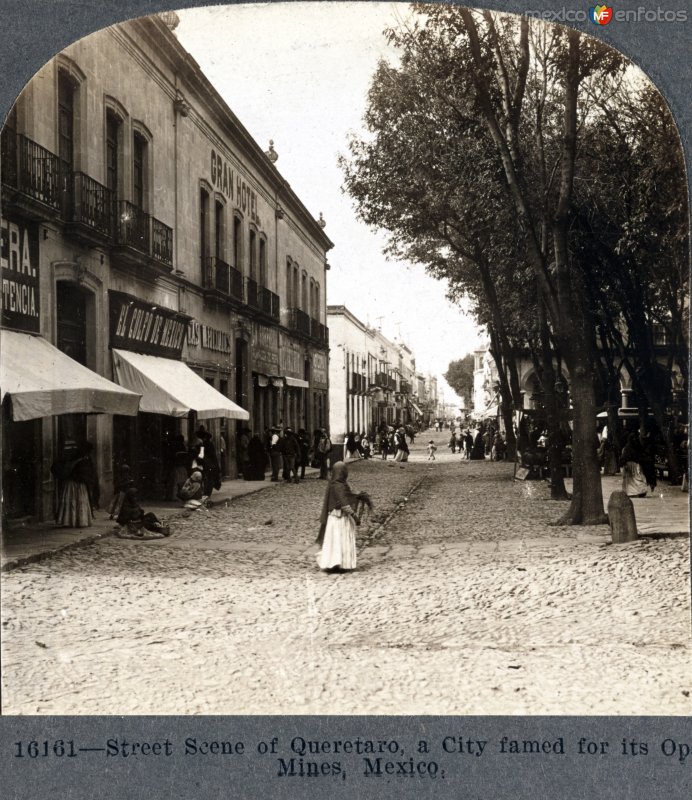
[{"x1": 235, "y1": 426, "x2": 335, "y2": 483}]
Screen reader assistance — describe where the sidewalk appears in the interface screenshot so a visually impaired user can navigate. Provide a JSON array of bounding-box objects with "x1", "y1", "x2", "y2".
[{"x1": 1, "y1": 471, "x2": 317, "y2": 572}]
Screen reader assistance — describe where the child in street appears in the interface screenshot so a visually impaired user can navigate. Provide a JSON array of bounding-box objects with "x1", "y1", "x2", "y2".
[{"x1": 427, "y1": 440, "x2": 437, "y2": 460}]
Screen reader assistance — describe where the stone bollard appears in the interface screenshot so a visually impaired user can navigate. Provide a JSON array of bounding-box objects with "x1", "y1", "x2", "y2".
[{"x1": 607, "y1": 491, "x2": 639, "y2": 543}]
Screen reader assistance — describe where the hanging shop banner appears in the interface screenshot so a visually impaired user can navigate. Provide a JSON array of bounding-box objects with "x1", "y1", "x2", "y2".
[
  {"x1": 187, "y1": 320, "x2": 232, "y2": 355},
  {"x1": 253, "y1": 323, "x2": 279, "y2": 375},
  {"x1": 109, "y1": 290, "x2": 188, "y2": 359},
  {"x1": 312, "y1": 351, "x2": 328, "y2": 388},
  {"x1": 1, "y1": 215, "x2": 40, "y2": 333}
]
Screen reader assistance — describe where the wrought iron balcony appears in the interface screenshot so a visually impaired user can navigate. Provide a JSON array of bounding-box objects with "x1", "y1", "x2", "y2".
[
  {"x1": 258, "y1": 286, "x2": 280, "y2": 320},
  {"x1": 117, "y1": 200, "x2": 150, "y2": 254},
  {"x1": 399, "y1": 380, "x2": 412, "y2": 395},
  {"x1": 151, "y1": 217, "x2": 173, "y2": 267},
  {"x1": 247, "y1": 279, "x2": 280, "y2": 321},
  {"x1": 289, "y1": 307, "x2": 312, "y2": 337},
  {"x1": 310, "y1": 318, "x2": 329, "y2": 345},
  {"x1": 246, "y1": 277, "x2": 260, "y2": 308},
  {"x1": 204, "y1": 257, "x2": 243, "y2": 301},
  {"x1": 1, "y1": 129, "x2": 64, "y2": 218},
  {"x1": 64, "y1": 172, "x2": 115, "y2": 245}
]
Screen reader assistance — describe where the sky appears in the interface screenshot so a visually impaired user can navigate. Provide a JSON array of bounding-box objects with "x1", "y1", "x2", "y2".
[{"x1": 175, "y1": 2, "x2": 485, "y2": 406}]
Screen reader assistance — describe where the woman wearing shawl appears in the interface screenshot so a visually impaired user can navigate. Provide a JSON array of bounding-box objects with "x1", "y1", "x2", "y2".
[
  {"x1": 621, "y1": 432, "x2": 652, "y2": 497},
  {"x1": 316, "y1": 461, "x2": 371, "y2": 572}
]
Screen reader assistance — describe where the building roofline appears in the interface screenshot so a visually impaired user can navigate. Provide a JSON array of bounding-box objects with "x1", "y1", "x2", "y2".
[{"x1": 129, "y1": 16, "x2": 334, "y2": 252}]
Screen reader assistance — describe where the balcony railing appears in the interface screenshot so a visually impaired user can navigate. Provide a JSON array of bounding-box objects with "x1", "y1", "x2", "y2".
[
  {"x1": 258, "y1": 286, "x2": 280, "y2": 320},
  {"x1": 373, "y1": 372, "x2": 396, "y2": 391},
  {"x1": 1, "y1": 130, "x2": 63, "y2": 212},
  {"x1": 400, "y1": 380, "x2": 412, "y2": 395},
  {"x1": 289, "y1": 307, "x2": 312, "y2": 337},
  {"x1": 117, "y1": 200, "x2": 150, "y2": 253},
  {"x1": 151, "y1": 217, "x2": 173, "y2": 267},
  {"x1": 69, "y1": 172, "x2": 115, "y2": 238},
  {"x1": 205, "y1": 257, "x2": 243, "y2": 300},
  {"x1": 246, "y1": 277, "x2": 259, "y2": 308},
  {"x1": 310, "y1": 318, "x2": 328, "y2": 345}
]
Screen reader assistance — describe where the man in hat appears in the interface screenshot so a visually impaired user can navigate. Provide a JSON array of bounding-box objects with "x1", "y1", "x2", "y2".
[
  {"x1": 317, "y1": 428, "x2": 332, "y2": 479},
  {"x1": 282, "y1": 426, "x2": 301, "y2": 484}
]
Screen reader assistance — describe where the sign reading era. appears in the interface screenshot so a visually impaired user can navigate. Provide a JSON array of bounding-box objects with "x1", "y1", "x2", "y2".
[{"x1": 1, "y1": 215, "x2": 40, "y2": 333}]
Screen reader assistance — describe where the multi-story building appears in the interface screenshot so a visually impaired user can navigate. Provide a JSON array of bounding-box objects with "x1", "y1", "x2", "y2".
[
  {"x1": 327, "y1": 305, "x2": 432, "y2": 444},
  {"x1": 1, "y1": 13, "x2": 332, "y2": 520}
]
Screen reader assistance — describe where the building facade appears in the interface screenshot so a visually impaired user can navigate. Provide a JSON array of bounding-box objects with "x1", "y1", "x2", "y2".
[
  {"x1": 1, "y1": 14, "x2": 331, "y2": 521},
  {"x1": 327, "y1": 305, "x2": 431, "y2": 443}
]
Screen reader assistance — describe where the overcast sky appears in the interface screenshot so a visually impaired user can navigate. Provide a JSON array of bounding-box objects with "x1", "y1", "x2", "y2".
[{"x1": 176, "y1": 2, "x2": 485, "y2": 406}]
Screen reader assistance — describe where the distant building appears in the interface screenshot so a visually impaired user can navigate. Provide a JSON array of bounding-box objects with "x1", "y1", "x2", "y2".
[{"x1": 326, "y1": 306, "x2": 432, "y2": 443}]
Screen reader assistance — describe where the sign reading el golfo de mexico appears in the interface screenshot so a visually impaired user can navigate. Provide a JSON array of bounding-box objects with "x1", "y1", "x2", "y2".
[
  {"x1": 1, "y1": 215, "x2": 40, "y2": 333},
  {"x1": 109, "y1": 290, "x2": 188, "y2": 359}
]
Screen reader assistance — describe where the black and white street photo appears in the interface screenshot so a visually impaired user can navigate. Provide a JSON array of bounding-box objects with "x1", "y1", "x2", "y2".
[{"x1": 1, "y1": 3, "x2": 689, "y2": 716}]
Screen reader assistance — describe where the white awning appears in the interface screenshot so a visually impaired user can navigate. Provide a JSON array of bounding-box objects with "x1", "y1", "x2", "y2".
[
  {"x1": 112, "y1": 349, "x2": 249, "y2": 420},
  {"x1": 284, "y1": 376, "x2": 309, "y2": 388},
  {"x1": 1, "y1": 330, "x2": 140, "y2": 421},
  {"x1": 254, "y1": 373, "x2": 270, "y2": 387},
  {"x1": 409, "y1": 399, "x2": 423, "y2": 416},
  {"x1": 480, "y1": 403, "x2": 500, "y2": 418}
]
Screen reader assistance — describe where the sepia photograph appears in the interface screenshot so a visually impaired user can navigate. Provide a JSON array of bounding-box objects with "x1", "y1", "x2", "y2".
[{"x1": 1, "y1": 1, "x2": 689, "y2": 718}]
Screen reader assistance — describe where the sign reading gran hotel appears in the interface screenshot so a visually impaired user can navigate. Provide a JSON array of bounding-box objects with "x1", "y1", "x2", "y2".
[{"x1": 210, "y1": 149, "x2": 261, "y2": 226}]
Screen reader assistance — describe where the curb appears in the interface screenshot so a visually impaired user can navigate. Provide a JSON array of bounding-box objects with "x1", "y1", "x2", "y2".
[{"x1": 1, "y1": 527, "x2": 119, "y2": 572}]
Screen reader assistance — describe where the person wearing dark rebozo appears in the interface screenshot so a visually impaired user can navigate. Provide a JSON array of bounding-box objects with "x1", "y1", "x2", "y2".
[
  {"x1": 316, "y1": 461, "x2": 372, "y2": 573},
  {"x1": 117, "y1": 487, "x2": 170, "y2": 538},
  {"x1": 199, "y1": 430, "x2": 221, "y2": 496},
  {"x1": 55, "y1": 442, "x2": 99, "y2": 528},
  {"x1": 245, "y1": 434, "x2": 267, "y2": 480},
  {"x1": 621, "y1": 432, "x2": 653, "y2": 497},
  {"x1": 178, "y1": 461, "x2": 206, "y2": 508}
]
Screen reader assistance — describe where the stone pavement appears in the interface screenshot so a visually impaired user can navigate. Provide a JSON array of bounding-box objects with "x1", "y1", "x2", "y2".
[
  {"x1": 1, "y1": 430, "x2": 689, "y2": 715},
  {"x1": 0, "y1": 469, "x2": 316, "y2": 572}
]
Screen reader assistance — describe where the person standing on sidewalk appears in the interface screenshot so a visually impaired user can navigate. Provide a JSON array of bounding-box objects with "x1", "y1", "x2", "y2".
[
  {"x1": 315, "y1": 461, "x2": 371, "y2": 573},
  {"x1": 55, "y1": 442, "x2": 98, "y2": 528},
  {"x1": 317, "y1": 429, "x2": 332, "y2": 479},
  {"x1": 297, "y1": 428, "x2": 311, "y2": 479},
  {"x1": 282, "y1": 426, "x2": 301, "y2": 484},
  {"x1": 269, "y1": 427, "x2": 283, "y2": 482}
]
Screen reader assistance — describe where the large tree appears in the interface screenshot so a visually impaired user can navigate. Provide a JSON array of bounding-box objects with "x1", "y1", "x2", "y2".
[{"x1": 444, "y1": 356, "x2": 475, "y2": 408}]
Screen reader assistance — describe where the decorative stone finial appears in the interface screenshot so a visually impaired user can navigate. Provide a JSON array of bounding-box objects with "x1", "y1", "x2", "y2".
[
  {"x1": 265, "y1": 140, "x2": 278, "y2": 163},
  {"x1": 318, "y1": 212, "x2": 326, "y2": 228}
]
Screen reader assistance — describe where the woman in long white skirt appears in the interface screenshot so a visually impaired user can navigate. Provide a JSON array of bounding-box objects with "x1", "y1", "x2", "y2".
[{"x1": 316, "y1": 461, "x2": 370, "y2": 572}]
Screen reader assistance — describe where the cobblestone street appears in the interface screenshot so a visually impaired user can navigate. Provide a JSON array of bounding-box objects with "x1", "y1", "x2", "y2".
[{"x1": 2, "y1": 431, "x2": 690, "y2": 715}]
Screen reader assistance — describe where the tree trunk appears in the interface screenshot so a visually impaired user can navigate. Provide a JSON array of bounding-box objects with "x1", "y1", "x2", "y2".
[{"x1": 557, "y1": 364, "x2": 607, "y2": 524}]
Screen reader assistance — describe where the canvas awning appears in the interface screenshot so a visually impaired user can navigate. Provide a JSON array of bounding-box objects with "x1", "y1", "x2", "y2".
[
  {"x1": 409, "y1": 399, "x2": 423, "y2": 416},
  {"x1": 284, "y1": 376, "x2": 309, "y2": 388},
  {"x1": 112, "y1": 349, "x2": 249, "y2": 420},
  {"x1": 480, "y1": 403, "x2": 500, "y2": 418},
  {"x1": 253, "y1": 373, "x2": 270, "y2": 387},
  {"x1": 0, "y1": 329, "x2": 140, "y2": 421}
]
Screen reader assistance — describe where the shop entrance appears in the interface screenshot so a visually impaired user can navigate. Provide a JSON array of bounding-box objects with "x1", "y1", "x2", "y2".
[
  {"x1": 2, "y1": 402, "x2": 39, "y2": 520},
  {"x1": 56, "y1": 283, "x2": 88, "y2": 457},
  {"x1": 112, "y1": 413, "x2": 179, "y2": 500}
]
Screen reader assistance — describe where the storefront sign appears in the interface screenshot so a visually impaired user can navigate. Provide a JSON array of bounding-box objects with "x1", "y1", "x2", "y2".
[
  {"x1": 281, "y1": 338, "x2": 303, "y2": 379},
  {"x1": 312, "y1": 351, "x2": 328, "y2": 387},
  {"x1": 1, "y1": 215, "x2": 40, "y2": 332},
  {"x1": 253, "y1": 324, "x2": 279, "y2": 374},
  {"x1": 109, "y1": 291, "x2": 188, "y2": 358},
  {"x1": 187, "y1": 320, "x2": 232, "y2": 354},
  {"x1": 210, "y1": 149, "x2": 261, "y2": 225}
]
